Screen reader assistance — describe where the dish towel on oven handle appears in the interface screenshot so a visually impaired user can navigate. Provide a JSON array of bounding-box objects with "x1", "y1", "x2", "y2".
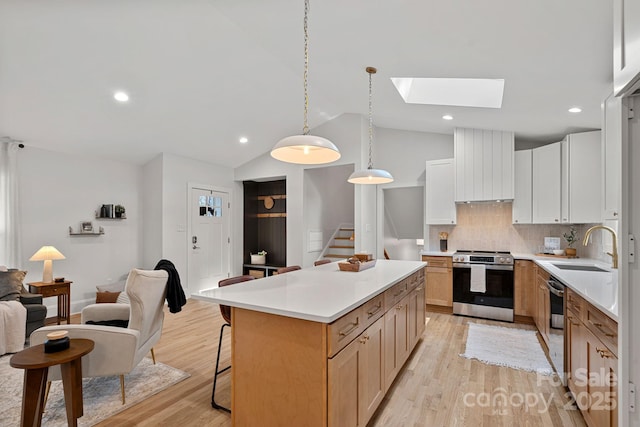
[{"x1": 470, "y1": 264, "x2": 486, "y2": 293}]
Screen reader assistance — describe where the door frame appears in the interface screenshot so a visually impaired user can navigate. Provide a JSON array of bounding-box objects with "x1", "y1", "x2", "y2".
[{"x1": 187, "y1": 182, "x2": 233, "y2": 295}]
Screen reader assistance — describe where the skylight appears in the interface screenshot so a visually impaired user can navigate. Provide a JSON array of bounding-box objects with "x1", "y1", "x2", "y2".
[{"x1": 390, "y1": 77, "x2": 505, "y2": 108}]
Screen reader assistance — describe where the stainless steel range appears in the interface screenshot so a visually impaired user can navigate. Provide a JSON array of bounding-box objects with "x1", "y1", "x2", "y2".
[{"x1": 452, "y1": 250, "x2": 515, "y2": 322}]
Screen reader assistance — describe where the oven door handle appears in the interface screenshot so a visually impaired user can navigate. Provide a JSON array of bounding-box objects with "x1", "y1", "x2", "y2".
[
  {"x1": 452, "y1": 263, "x2": 514, "y2": 271},
  {"x1": 546, "y1": 280, "x2": 565, "y2": 297}
]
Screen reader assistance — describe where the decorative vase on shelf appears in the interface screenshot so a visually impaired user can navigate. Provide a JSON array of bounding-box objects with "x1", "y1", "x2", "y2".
[{"x1": 565, "y1": 247, "x2": 577, "y2": 257}]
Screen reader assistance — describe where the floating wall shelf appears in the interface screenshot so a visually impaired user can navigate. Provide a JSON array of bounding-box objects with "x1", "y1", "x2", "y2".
[{"x1": 69, "y1": 226, "x2": 105, "y2": 236}]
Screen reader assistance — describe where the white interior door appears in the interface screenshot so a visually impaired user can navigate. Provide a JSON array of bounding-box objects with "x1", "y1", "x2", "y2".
[{"x1": 188, "y1": 186, "x2": 230, "y2": 294}]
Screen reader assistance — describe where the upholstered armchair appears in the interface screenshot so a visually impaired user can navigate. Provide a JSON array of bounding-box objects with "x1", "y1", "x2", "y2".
[{"x1": 31, "y1": 268, "x2": 169, "y2": 404}]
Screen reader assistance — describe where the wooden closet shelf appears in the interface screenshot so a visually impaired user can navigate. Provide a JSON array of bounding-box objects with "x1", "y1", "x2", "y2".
[
  {"x1": 258, "y1": 195, "x2": 286, "y2": 200},
  {"x1": 257, "y1": 213, "x2": 287, "y2": 218}
]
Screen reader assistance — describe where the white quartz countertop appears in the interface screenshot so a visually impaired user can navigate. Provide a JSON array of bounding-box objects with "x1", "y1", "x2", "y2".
[
  {"x1": 420, "y1": 250, "x2": 455, "y2": 257},
  {"x1": 199, "y1": 259, "x2": 427, "y2": 323},
  {"x1": 513, "y1": 254, "x2": 618, "y2": 321}
]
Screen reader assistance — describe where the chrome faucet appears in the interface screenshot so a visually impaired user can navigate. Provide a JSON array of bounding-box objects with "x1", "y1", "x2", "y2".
[{"x1": 583, "y1": 225, "x2": 618, "y2": 269}]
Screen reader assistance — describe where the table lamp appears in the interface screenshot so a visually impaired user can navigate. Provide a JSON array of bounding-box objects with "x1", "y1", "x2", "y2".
[{"x1": 29, "y1": 246, "x2": 65, "y2": 283}]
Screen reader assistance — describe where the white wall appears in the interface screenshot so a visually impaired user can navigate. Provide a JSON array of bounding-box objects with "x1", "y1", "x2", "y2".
[
  {"x1": 160, "y1": 153, "x2": 234, "y2": 295},
  {"x1": 303, "y1": 164, "x2": 354, "y2": 267},
  {"x1": 17, "y1": 146, "x2": 142, "y2": 314},
  {"x1": 142, "y1": 154, "x2": 163, "y2": 269}
]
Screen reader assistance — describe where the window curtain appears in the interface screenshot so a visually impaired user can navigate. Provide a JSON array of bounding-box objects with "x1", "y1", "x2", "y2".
[{"x1": 0, "y1": 141, "x2": 21, "y2": 268}]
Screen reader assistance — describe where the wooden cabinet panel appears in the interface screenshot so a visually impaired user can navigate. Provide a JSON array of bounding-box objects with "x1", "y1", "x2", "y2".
[
  {"x1": 423, "y1": 256, "x2": 453, "y2": 307},
  {"x1": 565, "y1": 286, "x2": 619, "y2": 427},
  {"x1": 362, "y1": 294, "x2": 385, "y2": 329},
  {"x1": 328, "y1": 306, "x2": 364, "y2": 357},
  {"x1": 408, "y1": 283, "x2": 426, "y2": 350},
  {"x1": 328, "y1": 317, "x2": 385, "y2": 427},
  {"x1": 566, "y1": 308, "x2": 587, "y2": 407},
  {"x1": 514, "y1": 259, "x2": 534, "y2": 317},
  {"x1": 534, "y1": 267, "x2": 550, "y2": 347},
  {"x1": 583, "y1": 327, "x2": 618, "y2": 427},
  {"x1": 384, "y1": 278, "x2": 409, "y2": 311},
  {"x1": 383, "y1": 296, "x2": 409, "y2": 391}
]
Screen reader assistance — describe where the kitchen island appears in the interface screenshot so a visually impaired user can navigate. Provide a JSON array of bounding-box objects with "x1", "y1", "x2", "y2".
[{"x1": 202, "y1": 259, "x2": 426, "y2": 427}]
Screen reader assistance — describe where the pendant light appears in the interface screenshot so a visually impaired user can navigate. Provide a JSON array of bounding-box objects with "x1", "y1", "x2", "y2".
[
  {"x1": 348, "y1": 67, "x2": 394, "y2": 184},
  {"x1": 270, "y1": 0, "x2": 341, "y2": 165}
]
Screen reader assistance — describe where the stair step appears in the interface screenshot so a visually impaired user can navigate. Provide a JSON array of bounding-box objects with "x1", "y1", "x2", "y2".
[
  {"x1": 335, "y1": 237, "x2": 352, "y2": 240},
  {"x1": 325, "y1": 254, "x2": 350, "y2": 259},
  {"x1": 330, "y1": 245, "x2": 355, "y2": 249},
  {"x1": 340, "y1": 227, "x2": 354, "y2": 231}
]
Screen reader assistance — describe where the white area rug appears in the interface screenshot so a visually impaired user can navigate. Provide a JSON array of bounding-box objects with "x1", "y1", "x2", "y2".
[
  {"x1": 0, "y1": 355, "x2": 189, "y2": 426},
  {"x1": 460, "y1": 322, "x2": 553, "y2": 375}
]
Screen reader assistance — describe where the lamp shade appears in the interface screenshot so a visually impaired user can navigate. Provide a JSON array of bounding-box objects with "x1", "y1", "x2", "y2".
[
  {"x1": 271, "y1": 134, "x2": 341, "y2": 165},
  {"x1": 348, "y1": 168, "x2": 394, "y2": 184},
  {"x1": 29, "y1": 246, "x2": 65, "y2": 261}
]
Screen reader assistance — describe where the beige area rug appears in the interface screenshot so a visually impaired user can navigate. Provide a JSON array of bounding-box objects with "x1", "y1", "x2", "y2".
[
  {"x1": 0, "y1": 355, "x2": 189, "y2": 426},
  {"x1": 460, "y1": 322, "x2": 554, "y2": 375}
]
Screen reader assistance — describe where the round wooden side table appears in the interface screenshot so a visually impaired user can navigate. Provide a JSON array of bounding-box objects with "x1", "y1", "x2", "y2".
[{"x1": 10, "y1": 338, "x2": 94, "y2": 427}]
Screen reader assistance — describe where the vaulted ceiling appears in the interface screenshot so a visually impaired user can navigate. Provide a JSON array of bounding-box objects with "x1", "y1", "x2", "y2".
[{"x1": 0, "y1": 0, "x2": 613, "y2": 167}]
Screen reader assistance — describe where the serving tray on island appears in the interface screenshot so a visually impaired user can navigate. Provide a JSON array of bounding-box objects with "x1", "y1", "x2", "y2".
[{"x1": 338, "y1": 259, "x2": 377, "y2": 272}]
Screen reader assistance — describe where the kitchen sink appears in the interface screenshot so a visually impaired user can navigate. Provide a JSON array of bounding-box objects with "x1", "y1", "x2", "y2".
[{"x1": 552, "y1": 263, "x2": 609, "y2": 272}]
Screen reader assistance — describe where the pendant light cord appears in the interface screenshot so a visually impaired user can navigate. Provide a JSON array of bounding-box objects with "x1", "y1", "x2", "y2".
[
  {"x1": 303, "y1": 0, "x2": 310, "y2": 135},
  {"x1": 368, "y1": 69, "x2": 373, "y2": 169}
]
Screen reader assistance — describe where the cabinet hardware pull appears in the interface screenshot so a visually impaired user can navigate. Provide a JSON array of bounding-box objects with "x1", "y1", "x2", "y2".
[
  {"x1": 596, "y1": 347, "x2": 612, "y2": 359},
  {"x1": 396, "y1": 305, "x2": 404, "y2": 310},
  {"x1": 338, "y1": 319, "x2": 360, "y2": 336},
  {"x1": 393, "y1": 289, "x2": 406, "y2": 297},
  {"x1": 590, "y1": 320, "x2": 615, "y2": 338},
  {"x1": 367, "y1": 304, "x2": 383, "y2": 317},
  {"x1": 359, "y1": 337, "x2": 367, "y2": 344},
  {"x1": 592, "y1": 321, "x2": 603, "y2": 327}
]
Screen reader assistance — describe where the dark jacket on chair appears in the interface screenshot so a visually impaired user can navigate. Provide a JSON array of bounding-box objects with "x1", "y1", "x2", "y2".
[{"x1": 154, "y1": 259, "x2": 187, "y2": 313}]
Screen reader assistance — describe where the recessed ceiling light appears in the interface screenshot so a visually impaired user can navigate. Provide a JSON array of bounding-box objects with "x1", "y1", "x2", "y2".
[
  {"x1": 239, "y1": 137, "x2": 248, "y2": 144},
  {"x1": 113, "y1": 91, "x2": 129, "y2": 102},
  {"x1": 568, "y1": 107, "x2": 582, "y2": 113},
  {"x1": 442, "y1": 115, "x2": 453, "y2": 120},
  {"x1": 390, "y1": 77, "x2": 505, "y2": 108}
]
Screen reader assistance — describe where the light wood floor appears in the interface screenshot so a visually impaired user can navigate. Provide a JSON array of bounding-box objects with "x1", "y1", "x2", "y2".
[{"x1": 72, "y1": 299, "x2": 585, "y2": 427}]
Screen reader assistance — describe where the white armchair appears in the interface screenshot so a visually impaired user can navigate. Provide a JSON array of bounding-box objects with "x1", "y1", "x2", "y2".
[{"x1": 30, "y1": 268, "x2": 169, "y2": 404}]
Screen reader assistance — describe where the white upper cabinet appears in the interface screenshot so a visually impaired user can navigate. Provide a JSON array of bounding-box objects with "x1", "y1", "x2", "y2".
[
  {"x1": 602, "y1": 94, "x2": 623, "y2": 220},
  {"x1": 562, "y1": 131, "x2": 602, "y2": 224},
  {"x1": 613, "y1": 0, "x2": 640, "y2": 95},
  {"x1": 425, "y1": 159, "x2": 456, "y2": 225},
  {"x1": 454, "y1": 128, "x2": 514, "y2": 202},
  {"x1": 532, "y1": 142, "x2": 562, "y2": 224},
  {"x1": 512, "y1": 150, "x2": 532, "y2": 224}
]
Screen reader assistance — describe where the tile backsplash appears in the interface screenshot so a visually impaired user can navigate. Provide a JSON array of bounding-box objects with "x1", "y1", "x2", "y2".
[{"x1": 428, "y1": 202, "x2": 610, "y2": 262}]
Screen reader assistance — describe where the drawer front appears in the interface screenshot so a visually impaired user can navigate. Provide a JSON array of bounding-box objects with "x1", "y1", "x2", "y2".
[
  {"x1": 585, "y1": 304, "x2": 618, "y2": 356},
  {"x1": 362, "y1": 294, "x2": 385, "y2": 329},
  {"x1": 32, "y1": 285, "x2": 66, "y2": 297},
  {"x1": 328, "y1": 306, "x2": 364, "y2": 357},
  {"x1": 422, "y1": 256, "x2": 452, "y2": 268},
  {"x1": 384, "y1": 279, "x2": 409, "y2": 311},
  {"x1": 406, "y1": 270, "x2": 421, "y2": 291},
  {"x1": 566, "y1": 288, "x2": 584, "y2": 318}
]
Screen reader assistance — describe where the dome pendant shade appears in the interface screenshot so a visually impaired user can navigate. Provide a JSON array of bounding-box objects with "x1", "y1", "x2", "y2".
[
  {"x1": 271, "y1": 134, "x2": 341, "y2": 164},
  {"x1": 349, "y1": 66, "x2": 393, "y2": 185},
  {"x1": 348, "y1": 168, "x2": 394, "y2": 184}
]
